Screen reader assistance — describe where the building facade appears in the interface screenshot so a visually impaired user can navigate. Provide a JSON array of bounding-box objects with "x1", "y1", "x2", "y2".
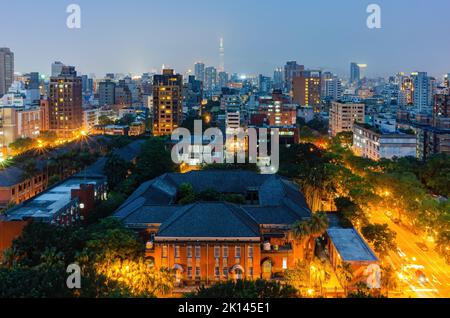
[
  {"x1": 0, "y1": 48, "x2": 14, "y2": 97},
  {"x1": 329, "y1": 102, "x2": 365, "y2": 137},
  {"x1": 48, "y1": 66, "x2": 83, "y2": 138},
  {"x1": 152, "y1": 69, "x2": 183, "y2": 136}
]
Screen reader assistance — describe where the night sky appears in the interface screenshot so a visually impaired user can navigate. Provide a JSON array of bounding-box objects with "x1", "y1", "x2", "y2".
[{"x1": 2, "y1": 0, "x2": 449, "y2": 78}]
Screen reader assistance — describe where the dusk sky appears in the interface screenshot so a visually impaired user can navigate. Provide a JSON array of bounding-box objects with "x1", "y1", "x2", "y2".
[{"x1": 1, "y1": 0, "x2": 449, "y2": 79}]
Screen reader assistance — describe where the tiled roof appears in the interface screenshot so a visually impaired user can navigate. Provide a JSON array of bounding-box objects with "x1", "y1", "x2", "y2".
[
  {"x1": 156, "y1": 202, "x2": 260, "y2": 239},
  {"x1": 114, "y1": 171, "x2": 313, "y2": 237}
]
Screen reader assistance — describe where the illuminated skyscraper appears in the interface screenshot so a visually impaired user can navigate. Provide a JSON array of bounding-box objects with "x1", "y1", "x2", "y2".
[
  {"x1": 412, "y1": 72, "x2": 431, "y2": 113},
  {"x1": 284, "y1": 61, "x2": 304, "y2": 94},
  {"x1": 350, "y1": 62, "x2": 367, "y2": 84},
  {"x1": 152, "y1": 69, "x2": 183, "y2": 136}
]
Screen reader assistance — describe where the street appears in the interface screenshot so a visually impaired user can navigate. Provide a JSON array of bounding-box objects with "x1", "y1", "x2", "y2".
[{"x1": 370, "y1": 211, "x2": 450, "y2": 298}]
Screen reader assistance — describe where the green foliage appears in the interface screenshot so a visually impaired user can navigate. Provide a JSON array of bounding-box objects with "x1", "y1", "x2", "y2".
[
  {"x1": 98, "y1": 115, "x2": 114, "y2": 126},
  {"x1": 133, "y1": 138, "x2": 176, "y2": 184},
  {"x1": 177, "y1": 183, "x2": 246, "y2": 205},
  {"x1": 420, "y1": 154, "x2": 450, "y2": 197},
  {"x1": 361, "y1": 223, "x2": 397, "y2": 257},
  {"x1": 9, "y1": 137, "x2": 36, "y2": 153},
  {"x1": 187, "y1": 279, "x2": 298, "y2": 298},
  {"x1": 334, "y1": 197, "x2": 368, "y2": 227},
  {"x1": 104, "y1": 154, "x2": 132, "y2": 190}
]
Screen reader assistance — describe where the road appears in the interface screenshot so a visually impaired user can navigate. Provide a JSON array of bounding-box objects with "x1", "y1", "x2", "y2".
[{"x1": 370, "y1": 211, "x2": 450, "y2": 298}]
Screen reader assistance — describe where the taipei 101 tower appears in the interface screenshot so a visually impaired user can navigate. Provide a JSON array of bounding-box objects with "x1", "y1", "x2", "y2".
[{"x1": 219, "y1": 37, "x2": 225, "y2": 72}]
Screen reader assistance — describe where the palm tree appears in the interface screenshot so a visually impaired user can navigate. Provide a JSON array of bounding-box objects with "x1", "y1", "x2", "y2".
[{"x1": 292, "y1": 212, "x2": 329, "y2": 262}]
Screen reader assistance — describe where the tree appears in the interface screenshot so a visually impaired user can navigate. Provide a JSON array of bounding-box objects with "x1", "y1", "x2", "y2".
[
  {"x1": 9, "y1": 137, "x2": 35, "y2": 154},
  {"x1": 21, "y1": 160, "x2": 39, "y2": 180},
  {"x1": 39, "y1": 131, "x2": 58, "y2": 145},
  {"x1": 98, "y1": 115, "x2": 114, "y2": 126},
  {"x1": 334, "y1": 197, "x2": 368, "y2": 228},
  {"x1": 133, "y1": 138, "x2": 176, "y2": 184},
  {"x1": 284, "y1": 261, "x2": 311, "y2": 295},
  {"x1": 104, "y1": 154, "x2": 132, "y2": 190},
  {"x1": 292, "y1": 212, "x2": 329, "y2": 261},
  {"x1": 436, "y1": 230, "x2": 450, "y2": 264},
  {"x1": 380, "y1": 265, "x2": 398, "y2": 297},
  {"x1": 337, "y1": 262, "x2": 354, "y2": 295},
  {"x1": 420, "y1": 154, "x2": 450, "y2": 197},
  {"x1": 187, "y1": 279, "x2": 298, "y2": 298},
  {"x1": 361, "y1": 223, "x2": 397, "y2": 258}
]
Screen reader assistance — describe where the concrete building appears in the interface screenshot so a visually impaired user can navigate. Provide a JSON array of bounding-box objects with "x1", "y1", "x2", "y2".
[
  {"x1": 194, "y1": 62, "x2": 205, "y2": 83},
  {"x1": 284, "y1": 61, "x2": 304, "y2": 94},
  {"x1": 98, "y1": 80, "x2": 116, "y2": 106},
  {"x1": 353, "y1": 123, "x2": 417, "y2": 161},
  {"x1": 0, "y1": 48, "x2": 14, "y2": 97},
  {"x1": 412, "y1": 72, "x2": 431, "y2": 113},
  {"x1": 152, "y1": 69, "x2": 183, "y2": 136},
  {"x1": 82, "y1": 108, "x2": 99, "y2": 132},
  {"x1": 329, "y1": 102, "x2": 365, "y2": 137},
  {"x1": 292, "y1": 70, "x2": 322, "y2": 112},
  {"x1": 48, "y1": 66, "x2": 83, "y2": 138},
  {"x1": 0, "y1": 106, "x2": 41, "y2": 151}
]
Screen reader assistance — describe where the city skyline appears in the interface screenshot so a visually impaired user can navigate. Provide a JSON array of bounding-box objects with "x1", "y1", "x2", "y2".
[{"x1": 1, "y1": 0, "x2": 450, "y2": 78}]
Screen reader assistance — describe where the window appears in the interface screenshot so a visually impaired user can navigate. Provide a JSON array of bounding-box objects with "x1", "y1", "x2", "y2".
[
  {"x1": 248, "y1": 246, "x2": 254, "y2": 258},
  {"x1": 195, "y1": 246, "x2": 201, "y2": 259},
  {"x1": 214, "y1": 246, "x2": 220, "y2": 259},
  {"x1": 195, "y1": 267, "x2": 201, "y2": 278},
  {"x1": 162, "y1": 245, "x2": 168, "y2": 258},
  {"x1": 249, "y1": 267, "x2": 254, "y2": 277},
  {"x1": 235, "y1": 246, "x2": 241, "y2": 259},
  {"x1": 282, "y1": 257, "x2": 288, "y2": 270},
  {"x1": 215, "y1": 267, "x2": 220, "y2": 278},
  {"x1": 223, "y1": 267, "x2": 228, "y2": 277},
  {"x1": 174, "y1": 245, "x2": 180, "y2": 259},
  {"x1": 187, "y1": 246, "x2": 193, "y2": 259},
  {"x1": 223, "y1": 246, "x2": 228, "y2": 258},
  {"x1": 187, "y1": 267, "x2": 193, "y2": 277}
]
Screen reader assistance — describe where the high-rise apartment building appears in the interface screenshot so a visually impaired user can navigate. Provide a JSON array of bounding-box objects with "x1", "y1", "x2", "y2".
[
  {"x1": 205, "y1": 66, "x2": 217, "y2": 92},
  {"x1": 152, "y1": 69, "x2": 183, "y2": 136},
  {"x1": 412, "y1": 72, "x2": 431, "y2": 113},
  {"x1": 48, "y1": 66, "x2": 83, "y2": 138},
  {"x1": 322, "y1": 72, "x2": 342, "y2": 101},
  {"x1": 194, "y1": 62, "x2": 205, "y2": 83},
  {"x1": 273, "y1": 68, "x2": 284, "y2": 90},
  {"x1": 329, "y1": 101, "x2": 365, "y2": 137},
  {"x1": 0, "y1": 48, "x2": 14, "y2": 97},
  {"x1": 98, "y1": 80, "x2": 116, "y2": 106},
  {"x1": 284, "y1": 61, "x2": 304, "y2": 94},
  {"x1": 292, "y1": 70, "x2": 322, "y2": 111},
  {"x1": 433, "y1": 94, "x2": 450, "y2": 129}
]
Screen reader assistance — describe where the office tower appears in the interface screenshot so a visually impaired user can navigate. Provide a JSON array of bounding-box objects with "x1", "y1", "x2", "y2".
[
  {"x1": 48, "y1": 66, "x2": 83, "y2": 138},
  {"x1": 219, "y1": 37, "x2": 225, "y2": 72},
  {"x1": 51, "y1": 61, "x2": 65, "y2": 77},
  {"x1": 81, "y1": 75, "x2": 94, "y2": 94},
  {"x1": 284, "y1": 61, "x2": 304, "y2": 94},
  {"x1": 0, "y1": 48, "x2": 14, "y2": 97},
  {"x1": 322, "y1": 72, "x2": 342, "y2": 101},
  {"x1": 205, "y1": 66, "x2": 217, "y2": 92},
  {"x1": 292, "y1": 70, "x2": 322, "y2": 111},
  {"x1": 412, "y1": 72, "x2": 431, "y2": 113},
  {"x1": 329, "y1": 101, "x2": 365, "y2": 137},
  {"x1": 273, "y1": 68, "x2": 284, "y2": 90},
  {"x1": 258, "y1": 75, "x2": 273, "y2": 95},
  {"x1": 445, "y1": 73, "x2": 450, "y2": 88},
  {"x1": 218, "y1": 71, "x2": 229, "y2": 89},
  {"x1": 152, "y1": 69, "x2": 183, "y2": 136},
  {"x1": 98, "y1": 80, "x2": 116, "y2": 106},
  {"x1": 194, "y1": 62, "x2": 205, "y2": 83},
  {"x1": 350, "y1": 63, "x2": 367, "y2": 84}
]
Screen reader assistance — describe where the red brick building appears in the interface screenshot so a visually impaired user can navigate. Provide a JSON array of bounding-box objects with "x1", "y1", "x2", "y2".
[{"x1": 114, "y1": 171, "x2": 311, "y2": 286}]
